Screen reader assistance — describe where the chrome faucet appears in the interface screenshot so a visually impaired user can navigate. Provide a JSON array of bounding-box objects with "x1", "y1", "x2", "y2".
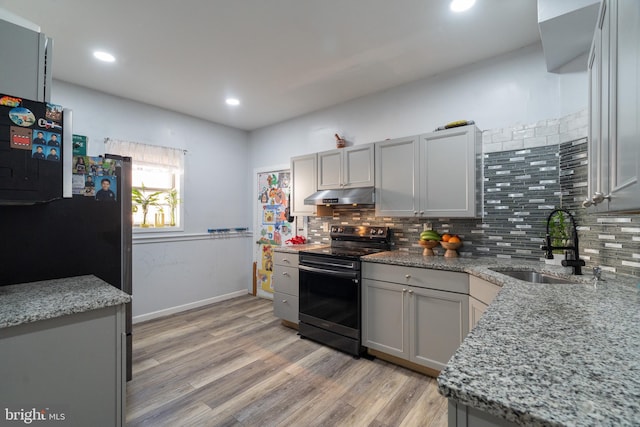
[{"x1": 540, "y1": 209, "x2": 586, "y2": 275}]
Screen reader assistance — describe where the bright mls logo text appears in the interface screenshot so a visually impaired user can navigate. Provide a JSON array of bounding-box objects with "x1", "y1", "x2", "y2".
[{"x1": 4, "y1": 407, "x2": 66, "y2": 424}]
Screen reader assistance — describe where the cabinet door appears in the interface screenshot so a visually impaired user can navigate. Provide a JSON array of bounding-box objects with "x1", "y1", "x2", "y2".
[
  {"x1": 420, "y1": 126, "x2": 478, "y2": 217},
  {"x1": 317, "y1": 149, "x2": 342, "y2": 190},
  {"x1": 588, "y1": 15, "x2": 604, "y2": 211},
  {"x1": 375, "y1": 136, "x2": 419, "y2": 217},
  {"x1": 608, "y1": 0, "x2": 640, "y2": 211},
  {"x1": 469, "y1": 297, "x2": 488, "y2": 331},
  {"x1": 273, "y1": 291, "x2": 299, "y2": 324},
  {"x1": 291, "y1": 153, "x2": 318, "y2": 216},
  {"x1": 272, "y1": 265, "x2": 299, "y2": 296},
  {"x1": 343, "y1": 144, "x2": 374, "y2": 188},
  {"x1": 409, "y1": 287, "x2": 468, "y2": 371},
  {"x1": 362, "y1": 279, "x2": 409, "y2": 359}
]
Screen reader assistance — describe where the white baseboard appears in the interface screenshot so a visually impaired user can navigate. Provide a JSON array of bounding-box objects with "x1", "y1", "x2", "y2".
[{"x1": 132, "y1": 289, "x2": 250, "y2": 324}]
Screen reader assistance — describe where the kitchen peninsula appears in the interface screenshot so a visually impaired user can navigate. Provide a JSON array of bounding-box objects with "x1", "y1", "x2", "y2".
[{"x1": 0, "y1": 275, "x2": 130, "y2": 427}]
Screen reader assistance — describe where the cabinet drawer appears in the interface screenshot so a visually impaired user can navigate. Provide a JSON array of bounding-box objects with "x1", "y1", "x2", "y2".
[
  {"x1": 362, "y1": 262, "x2": 468, "y2": 294},
  {"x1": 274, "y1": 252, "x2": 299, "y2": 268},
  {"x1": 469, "y1": 276, "x2": 500, "y2": 306},
  {"x1": 272, "y1": 266, "x2": 299, "y2": 295},
  {"x1": 273, "y1": 292, "x2": 298, "y2": 324}
]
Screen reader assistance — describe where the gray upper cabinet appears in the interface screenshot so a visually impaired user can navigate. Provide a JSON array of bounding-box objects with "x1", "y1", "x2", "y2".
[
  {"x1": 317, "y1": 143, "x2": 375, "y2": 190},
  {"x1": 586, "y1": 0, "x2": 640, "y2": 212},
  {"x1": 420, "y1": 126, "x2": 481, "y2": 217},
  {"x1": 375, "y1": 136, "x2": 420, "y2": 217},
  {"x1": 375, "y1": 126, "x2": 480, "y2": 218},
  {"x1": 291, "y1": 153, "x2": 319, "y2": 216}
]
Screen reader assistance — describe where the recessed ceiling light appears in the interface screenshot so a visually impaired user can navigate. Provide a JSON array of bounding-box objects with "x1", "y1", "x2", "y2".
[
  {"x1": 450, "y1": 0, "x2": 476, "y2": 13},
  {"x1": 93, "y1": 51, "x2": 116, "y2": 63},
  {"x1": 225, "y1": 98, "x2": 240, "y2": 106}
]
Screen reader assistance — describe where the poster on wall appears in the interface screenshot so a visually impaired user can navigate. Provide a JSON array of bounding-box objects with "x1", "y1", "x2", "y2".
[{"x1": 256, "y1": 170, "x2": 293, "y2": 294}]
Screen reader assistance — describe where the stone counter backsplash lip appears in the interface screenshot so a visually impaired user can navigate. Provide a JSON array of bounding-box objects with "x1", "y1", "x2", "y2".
[
  {"x1": 0, "y1": 275, "x2": 131, "y2": 329},
  {"x1": 362, "y1": 250, "x2": 640, "y2": 426},
  {"x1": 273, "y1": 243, "x2": 330, "y2": 253}
]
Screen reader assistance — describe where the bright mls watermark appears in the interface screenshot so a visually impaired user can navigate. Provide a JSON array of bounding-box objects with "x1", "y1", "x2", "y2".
[{"x1": 2, "y1": 407, "x2": 67, "y2": 425}]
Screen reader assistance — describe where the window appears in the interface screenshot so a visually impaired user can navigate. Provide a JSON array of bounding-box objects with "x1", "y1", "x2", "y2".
[{"x1": 105, "y1": 138, "x2": 184, "y2": 231}]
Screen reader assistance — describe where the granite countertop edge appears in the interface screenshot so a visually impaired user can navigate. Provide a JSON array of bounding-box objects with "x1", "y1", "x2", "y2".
[
  {"x1": 0, "y1": 275, "x2": 131, "y2": 329},
  {"x1": 273, "y1": 243, "x2": 330, "y2": 253},
  {"x1": 361, "y1": 250, "x2": 640, "y2": 426}
]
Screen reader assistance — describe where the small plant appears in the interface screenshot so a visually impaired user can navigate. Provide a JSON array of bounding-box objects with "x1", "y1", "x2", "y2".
[
  {"x1": 549, "y1": 211, "x2": 571, "y2": 254},
  {"x1": 132, "y1": 184, "x2": 164, "y2": 227},
  {"x1": 165, "y1": 188, "x2": 181, "y2": 227}
]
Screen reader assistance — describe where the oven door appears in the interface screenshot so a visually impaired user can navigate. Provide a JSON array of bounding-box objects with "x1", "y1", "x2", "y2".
[{"x1": 298, "y1": 264, "x2": 360, "y2": 339}]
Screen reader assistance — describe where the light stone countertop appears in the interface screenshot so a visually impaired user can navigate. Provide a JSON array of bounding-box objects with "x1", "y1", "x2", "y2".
[
  {"x1": 362, "y1": 250, "x2": 640, "y2": 426},
  {"x1": 273, "y1": 243, "x2": 329, "y2": 253},
  {"x1": 0, "y1": 275, "x2": 131, "y2": 329}
]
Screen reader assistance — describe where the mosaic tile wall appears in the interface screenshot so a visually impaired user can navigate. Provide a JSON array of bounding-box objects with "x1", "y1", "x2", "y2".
[
  {"x1": 307, "y1": 109, "x2": 640, "y2": 278},
  {"x1": 561, "y1": 139, "x2": 640, "y2": 277}
]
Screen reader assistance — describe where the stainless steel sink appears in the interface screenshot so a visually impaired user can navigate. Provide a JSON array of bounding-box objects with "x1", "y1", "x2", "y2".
[{"x1": 490, "y1": 269, "x2": 576, "y2": 284}]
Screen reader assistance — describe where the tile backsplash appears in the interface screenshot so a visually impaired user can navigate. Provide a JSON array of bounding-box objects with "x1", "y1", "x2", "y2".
[{"x1": 307, "y1": 109, "x2": 640, "y2": 278}]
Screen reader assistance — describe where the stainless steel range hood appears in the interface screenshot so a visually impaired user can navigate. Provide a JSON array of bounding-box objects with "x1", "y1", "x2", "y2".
[{"x1": 304, "y1": 187, "x2": 375, "y2": 206}]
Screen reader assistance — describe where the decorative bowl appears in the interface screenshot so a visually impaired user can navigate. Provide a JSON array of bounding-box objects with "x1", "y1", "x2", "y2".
[
  {"x1": 418, "y1": 239, "x2": 439, "y2": 256},
  {"x1": 440, "y1": 241, "x2": 462, "y2": 258}
]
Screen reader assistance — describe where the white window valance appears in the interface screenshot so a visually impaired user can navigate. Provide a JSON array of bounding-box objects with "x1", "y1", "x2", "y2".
[{"x1": 104, "y1": 138, "x2": 185, "y2": 170}]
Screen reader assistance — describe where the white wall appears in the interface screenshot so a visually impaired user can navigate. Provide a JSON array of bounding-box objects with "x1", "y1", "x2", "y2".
[
  {"x1": 51, "y1": 81, "x2": 253, "y2": 320},
  {"x1": 248, "y1": 43, "x2": 588, "y2": 167}
]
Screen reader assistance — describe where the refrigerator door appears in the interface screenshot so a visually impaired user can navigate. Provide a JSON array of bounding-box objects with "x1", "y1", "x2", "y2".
[{"x1": 0, "y1": 95, "x2": 64, "y2": 204}]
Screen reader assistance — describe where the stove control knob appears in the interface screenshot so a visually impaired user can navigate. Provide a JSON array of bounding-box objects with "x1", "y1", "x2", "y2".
[
  {"x1": 370, "y1": 229, "x2": 377, "y2": 235},
  {"x1": 378, "y1": 229, "x2": 385, "y2": 235},
  {"x1": 337, "y1": 227, "x2": 344, "y2": 233},
  {"x1": 331, "y1": 226, "x2": 338, "y2": 233}
]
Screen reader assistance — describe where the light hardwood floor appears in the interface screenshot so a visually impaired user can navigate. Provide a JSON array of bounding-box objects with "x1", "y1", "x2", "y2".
[{"x1": 126, "y1": 294, "x2": 448, "y2": 427}]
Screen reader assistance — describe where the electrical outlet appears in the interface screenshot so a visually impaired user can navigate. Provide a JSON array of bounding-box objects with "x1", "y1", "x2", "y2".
[
  {"x1": 322, "y1": 222, "x2": 329, "y2": 232},
  {"x1": 423, "y1": 222, "x2": 432, "y2": 231}
]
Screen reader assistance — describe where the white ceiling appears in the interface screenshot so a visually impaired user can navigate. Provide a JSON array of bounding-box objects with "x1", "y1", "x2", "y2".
[{"x1": 0, "y1": 1, "x2": 541, "y2": 131}]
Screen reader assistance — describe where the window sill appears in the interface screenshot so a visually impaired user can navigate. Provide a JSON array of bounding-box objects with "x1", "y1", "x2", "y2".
[
  {"x1": 133, "y1": 230, "x2": 252, "y2": 244},
  {"x1": 133, "y1": 225, "x2": 184, "y2": 234}
]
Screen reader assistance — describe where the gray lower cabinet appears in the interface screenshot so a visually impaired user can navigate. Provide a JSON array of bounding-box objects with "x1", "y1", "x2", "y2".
[
  {"x1": 468, "y1": 276, "x2": 501, "y2": 330},
  {"x1": 449, "y1": 401, "x2": 518, "y2": 427},
  {"x1": 362, "y1": 262, "x2": 469, "y2": 371},
  {"x1": 0, "y1": 305, "x2": 126, "y2": 427},
  {"x1": 469, "y1": 297, "x2": 488, "y2": 330},
  {"x1": 272, "y1": 251, "x2": 299, "y2": 325}
]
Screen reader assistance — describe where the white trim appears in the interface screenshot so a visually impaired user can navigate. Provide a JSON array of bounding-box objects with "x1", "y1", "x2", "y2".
[
  {"x1": 132, "y1": 289, "x2": 250, "y2": 323},
  {"x1": 133, "y1": 231, "x2": 252, "y2": 244}
]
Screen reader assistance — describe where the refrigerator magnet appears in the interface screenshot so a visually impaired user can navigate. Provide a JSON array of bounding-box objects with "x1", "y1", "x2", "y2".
[
  {"x1": 46, "y1": 147, "x2": 60, "y2": 161},
  {"x1": 45, "y1": 103, "x2": 63, "y2": 122},
  {"x1": 10, "y1": 126, "x2": 32, "y2": 150},
  {"x1": 95, "y1": 176, "x2": 117, "y2": 202},
  {"x1": 8, "y1": 107, "x2": 36, "y2": 127},
  {"x1": 0, "y1": 95, "x2": 21, "y2": 107}
]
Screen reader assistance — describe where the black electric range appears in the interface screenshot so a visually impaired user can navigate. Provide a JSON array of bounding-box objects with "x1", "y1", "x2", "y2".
[{"x1": 297, "y1": 226, "x2": 391, "y2": 356}]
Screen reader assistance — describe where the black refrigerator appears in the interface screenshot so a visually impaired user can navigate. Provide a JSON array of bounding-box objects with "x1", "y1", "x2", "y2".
[{"x1": 0, "y1": 95, "x2": 133, "y2": 380}]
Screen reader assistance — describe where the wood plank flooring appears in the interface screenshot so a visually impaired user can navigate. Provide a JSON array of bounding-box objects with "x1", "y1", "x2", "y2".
[{"x1": 126, "y1": 294, "x2": 448, "y2": 427}]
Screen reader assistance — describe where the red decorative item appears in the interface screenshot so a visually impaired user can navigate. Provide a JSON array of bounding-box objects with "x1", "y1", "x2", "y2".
[{"x1": 285, "y1": 235, "x2": 307, "y2": 245}]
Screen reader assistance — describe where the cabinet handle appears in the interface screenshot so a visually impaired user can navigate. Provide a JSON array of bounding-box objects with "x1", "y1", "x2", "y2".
[
  {"x1": 402, "y1": 288, "x2": 407, "y2": 292},
  {"x1": 408, "y1": 290, "x2": 414, "y2": 294},
  {"x1": 282, "y1": 299, "x2": 287, "y2": 303},
  {"x1": 282, "y1": 272, "x2": 289, "y2": 276},
  {"x1": 419, "y1": 211, "x2": 424, "y2": 215},
  {"x1": 405, "y1": 274, "x2": 411, "y2": 279},
  {"x1": 413, "y1": 211, "x2": 418, "y2": 215},
  {"x1": 283, "y1": 259, "x2": 291, "y2": 263}
]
